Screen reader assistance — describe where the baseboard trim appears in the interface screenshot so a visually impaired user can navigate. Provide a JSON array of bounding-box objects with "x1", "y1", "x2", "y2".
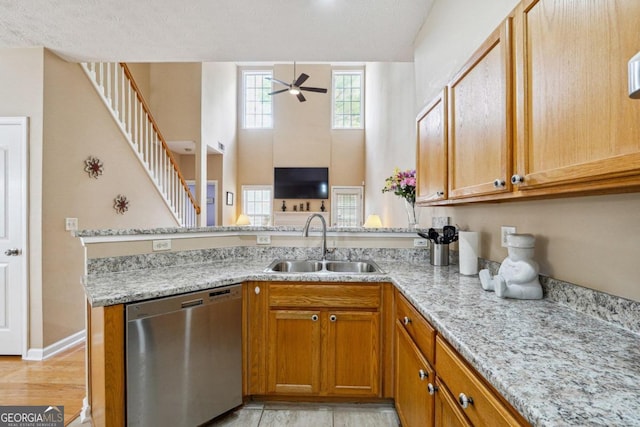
[{"x1": 24, "y1": 329, "x2": 86, "y2": 361}]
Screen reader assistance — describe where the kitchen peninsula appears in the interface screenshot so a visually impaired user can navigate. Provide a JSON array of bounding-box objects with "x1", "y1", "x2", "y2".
[{"x1": 79, "y1": 227, "x2": 640, "y2": 427}]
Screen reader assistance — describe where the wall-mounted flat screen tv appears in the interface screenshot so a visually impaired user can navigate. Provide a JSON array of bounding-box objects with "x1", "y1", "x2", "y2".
[{"x1": 274, "y1": 167, "x2": 329, "y2": 199}]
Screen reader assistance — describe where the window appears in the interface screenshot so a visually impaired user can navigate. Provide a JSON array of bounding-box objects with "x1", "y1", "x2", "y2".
[
  {"x1": 331, "y1": 186, "x2": 363, "y2": 227},
  {"x1": 242, "y1": 185, "x2": 273, "y2": 225},
  {"x1": 243, "y1": 70, "x2": 273, "y2": 129},
  {"x1": 332, "y1": 70, "x2": 364, "y2": 129}
]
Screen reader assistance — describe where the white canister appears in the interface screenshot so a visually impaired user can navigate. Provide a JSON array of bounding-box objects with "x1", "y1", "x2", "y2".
[{"x1": 458, "y1": 231, "x2": 479, "y2": 275}]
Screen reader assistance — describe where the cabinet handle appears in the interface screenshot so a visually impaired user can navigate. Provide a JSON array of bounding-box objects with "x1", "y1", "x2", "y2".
[
  {"x1": 403, "y1": 316, "x2": 412, "y2": 325},
  {"x1": 493, "y1": 179, "x2": 506, "y2": 188},
  {"x1": 427, "y1": 383, "x2": 438, "y2": 395},
  {"x1": 436, "y1": 191, "x2": 444, "y2": 197},
  {"x1": 4, "y1": 248, "x2": 21, "y2": 256},
  {"x1": 511, "y1": 174, "x2": 524, "y2": 185},
  {"x1": 311, "y1": 314, "x2": 319, "y2": 321},
  {"x1": 330, "y1": 314, "x2": 337, "y2": 322},
  {"x1": 458, "y1": 392, "x2": 474, "y2": 409},
  {"x1": 418, "y1": 369, "x2": 428, "y2": 381}
]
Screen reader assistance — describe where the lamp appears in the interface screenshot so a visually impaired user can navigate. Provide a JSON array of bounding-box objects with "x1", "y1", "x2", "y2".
[
  {"x1": 363, "y1": 214, "x2": 383, "y2": 228},
  {"x1": 236, "y1": 214, "x2": 251, "y2": 226},
  {"x1": 289, "y1": 87, "x2": 301, "y2": 96}
]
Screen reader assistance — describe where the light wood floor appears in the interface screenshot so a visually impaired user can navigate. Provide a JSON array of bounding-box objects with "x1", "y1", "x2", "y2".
[{"x1": 0, "y1": 344, "x2": 85, "y2": 426}]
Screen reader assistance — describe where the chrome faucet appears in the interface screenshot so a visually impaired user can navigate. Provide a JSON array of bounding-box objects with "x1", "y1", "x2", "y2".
[{"x1": 302, "y1": 213, "x2": 328, "y2": 261}]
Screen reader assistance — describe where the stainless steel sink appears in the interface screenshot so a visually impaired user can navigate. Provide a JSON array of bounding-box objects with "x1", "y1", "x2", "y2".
[
  {"x1": 324, "y1": 260, "x2": 382, "y2": 273},
  {"x1": 265, "y1": 260, "x2": 324, "y2": 273},
  {"x1": 264, "y1": 259, "x2": 384, "y2": 274}
]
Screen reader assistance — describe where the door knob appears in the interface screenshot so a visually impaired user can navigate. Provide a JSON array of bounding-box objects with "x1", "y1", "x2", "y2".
[{"x1": 4, "y1": 249, "x2": 21, "y2": 256}]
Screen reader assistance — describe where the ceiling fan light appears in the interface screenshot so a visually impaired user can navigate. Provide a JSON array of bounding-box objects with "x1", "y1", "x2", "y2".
[{"x1": 289, "y1": 87, "x2": 300, "y2": 95}]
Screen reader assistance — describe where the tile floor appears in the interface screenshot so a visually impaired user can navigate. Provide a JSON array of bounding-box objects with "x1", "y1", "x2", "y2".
[
  {"x1": 67, "y1": 401, "x2": 400, "y2": 426},
  {"x1": 209, "y1": 402, "x2": 400, "y2": 427}
]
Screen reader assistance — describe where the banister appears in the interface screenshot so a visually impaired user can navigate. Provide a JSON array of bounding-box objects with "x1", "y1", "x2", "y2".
[{"x1": 119, "y1": 63, "x2": 201, "y2": 215}]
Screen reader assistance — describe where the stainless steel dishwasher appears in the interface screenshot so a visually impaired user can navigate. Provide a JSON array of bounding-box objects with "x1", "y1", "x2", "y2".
[{"x1": 126, "y1": 284, "x2": 242, "y2": 427}]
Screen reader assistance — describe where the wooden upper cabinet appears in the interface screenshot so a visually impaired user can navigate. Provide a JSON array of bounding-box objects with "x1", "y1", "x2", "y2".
[
  {"x1": 513, "y1": 0, "x2": 640, "y2": 192},
  {"x1": 417, "y1": 89, "x2": 448, "y2": 203},
  {"x1": 447, "y1": 18, "x2": 513, "y2": 200}
]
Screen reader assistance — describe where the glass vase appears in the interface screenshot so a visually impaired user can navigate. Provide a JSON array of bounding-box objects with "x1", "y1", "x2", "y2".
[{"x1": 404, "y1": 199, "x2": 419, "y2": 228}]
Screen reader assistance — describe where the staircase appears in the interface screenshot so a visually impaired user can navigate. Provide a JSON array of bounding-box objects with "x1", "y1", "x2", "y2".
[{"x1": 81, "y1": 62, "x2": 200, "y2": 227}]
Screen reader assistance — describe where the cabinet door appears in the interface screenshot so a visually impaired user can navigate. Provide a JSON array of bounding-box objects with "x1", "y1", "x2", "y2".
[
  {"x1": 326, "y1": 310, "x2": 380, "y2": 397},
  {"x1": 417, "y1": 89, "x2": 448, "y2": 203},
  {"x1": 434, "y1": 377, "x2": 472, "y2": 427},
  {"x1": 395, "y1": 321, "x2": 435, "y2": 427},
  {"x1": 448, "y1": 19, "x2": 513, "y2": 199},
  {"x1": 267, "y1": 310, "x2": 321, "y2": 395},
  {"x1": 513, "y1": 0, "x2": 640, "y2": 192}
]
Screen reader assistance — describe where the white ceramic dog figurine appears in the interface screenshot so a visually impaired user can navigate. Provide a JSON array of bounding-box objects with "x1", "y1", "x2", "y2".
[{"x1": 479, "y1": 233, "x2": 543, "y2": 300}]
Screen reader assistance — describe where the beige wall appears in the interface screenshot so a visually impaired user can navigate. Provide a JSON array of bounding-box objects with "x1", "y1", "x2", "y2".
[
  {"x1": 1, "y1": 49, "x2": 181, "y2": 349},
  {"x1": 40, "y1": 51, "x2": 179, "y2": 346},
  {"x1": 149, "y1": 63, "x2": 202, "y2": 145},
  {"x1": 126, "y1": 63, "x2": 151, "y2": 102},
  {"x1": 202, "y1": 62, "x2": 238, "y2": 225},
  {"x1": 238, "y1": 64, "x2": 366, "y2": 221},
  {"x1": 364, "y1": 62, "x2": 418, "y2": 227},
  {"x1": 0, "y1": 48, "x2": 46, "y2": 349},
  {"x1": 413, "y1": 0, "x2": 640, "y2": 301}
]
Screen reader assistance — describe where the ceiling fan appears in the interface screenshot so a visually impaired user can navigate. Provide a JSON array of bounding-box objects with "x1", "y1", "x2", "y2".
[{"x1": 267, "y1": 63, "x2": 328, "y2": 102}]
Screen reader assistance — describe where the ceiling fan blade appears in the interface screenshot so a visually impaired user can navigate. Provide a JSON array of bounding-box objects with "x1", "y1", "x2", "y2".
[
  {"x1": 297, "y1": 93, "x2": 307, "y2": 102},
  {"x1": 294, "y1": 73, "x2": 310, "y2": 87},
  {"x1": 269, "y1": 88, "x2": 289, "y2": 95},
  {"x1": 267, "y1": 77, "x2": 292, "y2": 87},
  {"x1": 300, "y1": 86, "x2": 328, "y2": 93}
]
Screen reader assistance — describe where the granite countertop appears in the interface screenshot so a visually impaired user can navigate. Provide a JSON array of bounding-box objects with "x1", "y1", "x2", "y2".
[{"x1": 83, "y1": 258, "x2": 640, "y2": 427}]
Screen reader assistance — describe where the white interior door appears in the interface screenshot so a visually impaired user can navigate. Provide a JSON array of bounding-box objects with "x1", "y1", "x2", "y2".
[{"x1": 0, "y1": 117, "x2": 28, "y2": 355}]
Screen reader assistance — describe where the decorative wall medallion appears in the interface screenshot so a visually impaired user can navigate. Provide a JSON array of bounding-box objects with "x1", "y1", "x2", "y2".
[
  {"x1": 84, "y1": 156, "x2": 104, "y2": 178},
  {"x1": 114, "y1": 195, "x2": 129, "y2": 214}
]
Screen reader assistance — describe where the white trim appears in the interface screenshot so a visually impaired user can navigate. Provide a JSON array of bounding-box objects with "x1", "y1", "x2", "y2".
[
  {"x1": 331, "y1": 185, "x2": 364, "y2": 227},
  {"x1": 80, "y1": 396, "x2": 92, "y2": 424},
  {"x1": 241, "y1": 69, "x2": 274, "y2": 130},
  {"x1": 0, "y1": 117, "x2": 30, "y2": 358},
  {"x1": 78, "y1": 229, "x2": 418, "y2": 244},
  {"x1": 331, "y1": 69, "x2": 365, "y2": 130},
  {"x1": 24, "y1": 329, "x2": 86, "y2": 361}
]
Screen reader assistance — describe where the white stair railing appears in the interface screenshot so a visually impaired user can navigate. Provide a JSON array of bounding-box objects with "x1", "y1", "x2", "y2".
[{"x1": 81, "y1": 62, "x2": 200, "y2": 227}]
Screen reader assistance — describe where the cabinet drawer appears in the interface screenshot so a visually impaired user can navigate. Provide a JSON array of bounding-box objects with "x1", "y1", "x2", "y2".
[
  {"x1": 396, "y1": 292, "x2": 436, "y2": 365},
  {"x1": 268, "y1": 283, "x2": 381, "y2": 309},
  {"x1": 435, "y1": 337, "x2": 527, "y2": 427}
]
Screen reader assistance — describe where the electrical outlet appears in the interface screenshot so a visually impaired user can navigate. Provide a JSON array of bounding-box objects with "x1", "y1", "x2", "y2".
[
  {"x1": 152, "y1": 239, "x2": 172, "y2": 251},
  {"x1": 257, "y1": 235, "x2": 271, "y2": 245},
  {"x1": 501, "y1": 226, "x2": 517, "y2": 247},
  {"x1": 414, "y1": 238, "x2": 428, "y2": 247},
  {"x1": 65, "y1": 218, "x2": 78, "y2": 231}
]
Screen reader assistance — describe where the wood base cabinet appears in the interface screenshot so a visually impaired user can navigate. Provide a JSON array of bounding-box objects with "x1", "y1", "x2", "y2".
[
  {"x1": 86, "y1": 302, "x2": 125, "y2": 427},
  {"x1": 245, "y1": 282, "x2": 389, "y2": 399},
  {"x1": 434, "y1": 377, "x2": 472, "y2": 427},
  {"x1": 395, "y1": 320, "x2": 435, "y2": 427},
  {"x1": 394, "y1": 291, "x2": 530, "y2": 427}
]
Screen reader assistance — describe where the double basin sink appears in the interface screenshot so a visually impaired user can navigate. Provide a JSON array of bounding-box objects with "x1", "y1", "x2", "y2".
[{"x1": 264, "y1": 259, "x2": 384, "y2": 274}]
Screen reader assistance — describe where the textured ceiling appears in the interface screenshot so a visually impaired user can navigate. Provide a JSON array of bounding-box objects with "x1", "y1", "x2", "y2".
[{"x1": 0, "y1": 0, "x2": 433, "y2": 63}]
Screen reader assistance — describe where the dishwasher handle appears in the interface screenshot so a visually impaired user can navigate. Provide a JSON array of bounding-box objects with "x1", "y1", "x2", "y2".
[{"x1": 181, "y1": 298, "x2": 204, "y2": 309}]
